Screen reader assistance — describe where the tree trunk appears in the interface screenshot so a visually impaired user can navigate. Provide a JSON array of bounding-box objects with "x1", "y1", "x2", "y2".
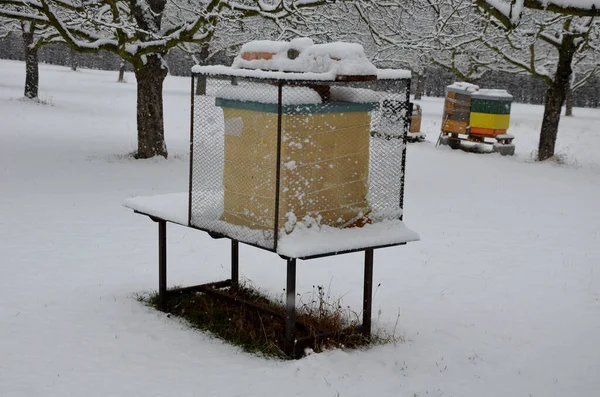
[
  {"x1": 195, "y1": 44, "x2": 209, "y2": 95},
  {"x1": 565, "y1": 82, "x2": 573, "y2": 116},
  {"x1": 195, "y1": 74, "x2": 207, "y2": 95},
  {"x1": 414, "y1": 70, "x2": 426, "y2": 100},
  {"x1": 22, "y1": 28, "x2": 38, "y2": 99},
  {"x1": 537, "y1": 35, "x2": 577, "y2": 162},
  {"x1": 134, "y1": 54, "x2": 168, "y2": 159},
  {"x1": 118, "y1": 62, "x2": 126, "y2": 82},
  {"x1": 70, "y1": 47, "x2": 78, "y2": 71}
]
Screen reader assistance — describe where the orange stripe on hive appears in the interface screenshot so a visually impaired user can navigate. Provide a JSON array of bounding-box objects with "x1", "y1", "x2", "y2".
[
  {"x1": 470, "y1": 127, "x2": 507, "y2": 136},
  {"x1": 469, "y1": 127, "x2": 494, "y2": 136}
]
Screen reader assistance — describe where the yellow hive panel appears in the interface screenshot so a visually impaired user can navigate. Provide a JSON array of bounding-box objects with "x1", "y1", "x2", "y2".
[
  {"x1": 221, "y1": 107, "x2": 371, "y2": 231},
  {"x1": 470, "y1": 112, "x2": 510, "y2": 130},
  {"x1": 285, "y1": 112, "x2": 370, "y2": 135}
]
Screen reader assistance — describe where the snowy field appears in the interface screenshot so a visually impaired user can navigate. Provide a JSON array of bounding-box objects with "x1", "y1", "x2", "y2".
[{"x1": 1, "y1": 59, "x2": 599, "y2": 396}]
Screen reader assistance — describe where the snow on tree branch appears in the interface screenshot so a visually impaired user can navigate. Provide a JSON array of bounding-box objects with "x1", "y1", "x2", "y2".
[{"x1": 0, "y1": 0, "x2": 332, "y2": 61}]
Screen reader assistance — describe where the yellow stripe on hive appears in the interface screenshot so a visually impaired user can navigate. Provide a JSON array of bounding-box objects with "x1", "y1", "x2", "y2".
[{"x1": 470, "y1": 112, "x2": 510, "y2": 129}]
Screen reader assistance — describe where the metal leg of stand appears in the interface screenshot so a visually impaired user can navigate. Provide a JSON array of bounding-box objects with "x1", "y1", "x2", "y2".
[
  {"x1": 231, "y1": 240, "x2": 239, "y2": 288},
  {"x1": 158, "y1": 220, "x2": 167, "y2": 309},
  {"x1": 284, "y1": 258, "x2": 297, "y2": 357},
  {"x1": 363, "y1": 248, "x2": 374, "y2": 338}
]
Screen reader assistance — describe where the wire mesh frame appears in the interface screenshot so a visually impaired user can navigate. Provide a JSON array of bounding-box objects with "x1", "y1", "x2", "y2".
[{"x1": 188, "y1": 73, "x2": 412, "y2": 256}]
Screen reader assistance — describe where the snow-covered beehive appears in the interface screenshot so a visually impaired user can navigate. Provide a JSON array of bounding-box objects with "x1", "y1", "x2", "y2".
[
  {"x1": 442, "y1": 82, "x2": 479, "y2": 135},
  {"x1": 189, "y1": 39, "x2": 416, "y2": 256}
]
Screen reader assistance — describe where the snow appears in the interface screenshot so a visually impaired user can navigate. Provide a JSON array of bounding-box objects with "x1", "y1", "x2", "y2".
[
  {"x1": 473, "y1": 89, "x2": 514, "y2": 100},
  {"x1": 123, "y1": 192, "x2": 188, "y2": 225},
  {"x1": 232, "y1": 40, "x2": 378, "y2": 76},
  {"x1": 239, "y1": 39, "x2": 293, "y2": 54},
  {"x1": 495, "y1": 133, "x2": 515, "y2": 139},
  {"x1": 192, "y1": 65, "x2": 411, "y2": 82},
  {"x1": 546, "y1": 0, "x2": 600, "y2": 8},
  {"x1": 277, "y1": 219, "x2": 420, "y2": 258},
  {"x1": 215, "y1": 84, "x2": 322, "y2": 105},
  {"x1": 446, "y1": 81, "x2": 480, "y2": 93},
  {"x1": 330, "y1": 86, "x2": 381, "y2": 103},
  {"x1": 2, "y1": 60, "x2": 600, "y2": 397},
  {"x1": 304, "y1": 42, "x2": 367, "y2": 60},
  {"x1": 484, "y1": 0, "x2": 600, "y2": 19},
  {"x1": 193, "y1": 39, "x2": 411, "y2": 80},
  {"x1": 192, "y1": 64, "x2": 339, "y2": 81},
  {"x1": 240, "y1": 37, "x2": 315, "y2": 53},
  {"x1": 123, "y1": 192, "x2": 419, "y2": 258},
  {"x1": 377, "y1": 68, "x2": 412, "y2": 79}
]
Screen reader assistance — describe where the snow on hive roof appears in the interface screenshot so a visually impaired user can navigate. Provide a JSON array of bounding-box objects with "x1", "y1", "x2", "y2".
[
  {"x1": 191, "y1": 64, "x2": 412, "y2": 81},
  {"x1": 191, "y1": 64, "x2": 339, "y2": 81},
  {"x1": 446, "y1": 82, "x2": 480, "y2": 94},
  {"x1": 377, "y1": 68, "x2": 412, "y2": 80},
  {"x1": 472, "y1": 89, "x2": 513, "y2": 101},
  {"x1": 240, "y1": 38, "x2": 314, "y2": 54},
  {"x1": 191, "y1": 39, "x2": 412, "y2": 80},
  {"x1": 192, "y1": 39, "x2": 411, "y2": 80},
  {"x1": 232, "y1": 39, "x2": 378, "y2": 77}
]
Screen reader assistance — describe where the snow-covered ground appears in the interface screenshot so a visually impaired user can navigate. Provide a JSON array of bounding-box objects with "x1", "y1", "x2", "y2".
[{"x1": 1, "y1": 59, "x2": 599, "y2": 396}]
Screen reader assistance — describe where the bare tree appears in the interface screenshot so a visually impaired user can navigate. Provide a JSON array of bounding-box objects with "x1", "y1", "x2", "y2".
[
  {"x1": 355, "y1": 0, "x2": 599, "y2": 160},
  {"x1": 1, "y1": 17, "x2": 54, "y2": 99},
  {"x1": 0, "y1": 0, "x2": 331, "y2": 159},
  {"x1": 565, "y1": 47, "x2": 600, "y2": 115},
  {"x1": 19, "y1": 22, "x2": 58, "y2": 98},
  {"x1": 473, "y1": 0, "x2": 600, "y2": 160},
  {"x1": 367, "y1": 0, "x2": 599, "y2": 161}
]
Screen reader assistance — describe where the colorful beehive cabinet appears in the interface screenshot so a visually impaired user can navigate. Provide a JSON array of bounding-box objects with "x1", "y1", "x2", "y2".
[
  {"x1": 469, "y1": 90, "x2": 513, "y2": 136},
  {"x1": 215, "y1": 88, "x2": 377, "y2": 231},
  {"x1": 441, "y1": 82, "x2": 479, "y2": 135}
]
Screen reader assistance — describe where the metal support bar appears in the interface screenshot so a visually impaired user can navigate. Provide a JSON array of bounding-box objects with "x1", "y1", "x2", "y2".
[
  {"x1": 158, "y1": 220, "x2": 167, "y2": 309},
  {"x1": 231, "y1": 240, "x2": 239, "y2": 288},
  {"x1": 273, "y1": 82, "x2": 284, "y2": 252},
  {"x1": 362, "y1": 248, "x2": 374, "y2": 338},
  {"x1": 285, "y1": 258, "x2": 297, "y2": 357},
  {"x1": 188, "y1": 75, "x2": 195, "y2": 226},
  {"x1": 399, "y1": 79, "x2": 411, "y2": 220}
]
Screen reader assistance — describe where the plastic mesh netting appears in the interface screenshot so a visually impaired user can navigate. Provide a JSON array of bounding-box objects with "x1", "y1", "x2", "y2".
[{"x1": 190, "y1": 75, "x2": 411, "y2": 252}]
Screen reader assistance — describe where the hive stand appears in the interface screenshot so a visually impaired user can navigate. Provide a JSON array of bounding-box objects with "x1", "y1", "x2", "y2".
[{"x1": 137, "y1": 213, "x2": 395, "y2": 358}]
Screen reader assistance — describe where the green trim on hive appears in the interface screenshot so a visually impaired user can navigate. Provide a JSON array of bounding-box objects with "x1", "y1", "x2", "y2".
[
  {"x1": 471, "y1": 98, "x2": 512, "y2": 115},
  {"x1": 215, "y1": 98, "x2": 379, "y2": 114}
]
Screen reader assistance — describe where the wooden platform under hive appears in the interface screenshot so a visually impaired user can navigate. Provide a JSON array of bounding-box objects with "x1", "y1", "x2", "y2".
[{"x1": 216, "y1": 93, "x2": 378, "y2": 231}]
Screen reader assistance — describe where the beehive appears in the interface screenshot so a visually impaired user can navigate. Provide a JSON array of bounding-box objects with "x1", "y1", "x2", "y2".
[
  {"x1": 469, "y1": 90, "x2": 513, "y2": 136},
  {"x1": 409, "y1": 104, "x2": 422, "y2": 133},
  {"x1": 216, "y1": 91, "x2": 377, "y2": 231},
  {"x1": 442, "y1": 82, "x2": 479, "y2": 135}
]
